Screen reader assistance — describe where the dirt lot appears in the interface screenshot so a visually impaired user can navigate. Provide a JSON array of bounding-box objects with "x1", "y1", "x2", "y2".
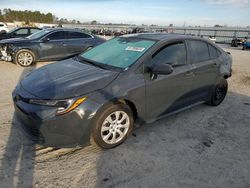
[{"x1": 0, "y1": 45, "x2": 250, "y2": 188}]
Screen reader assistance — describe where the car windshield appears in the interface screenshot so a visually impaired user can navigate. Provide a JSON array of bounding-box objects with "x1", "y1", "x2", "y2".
[
  {"x1": 26, "y1": 29, "x2": 50, "y2": 39},
  {"x1": 80, "y1": 37, "x2": 156, "y2": 69}
]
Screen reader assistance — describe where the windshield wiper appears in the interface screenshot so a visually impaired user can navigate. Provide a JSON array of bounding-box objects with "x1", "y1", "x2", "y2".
[{"x1": 77, "y1": 56, "x2": 107, "y2": 70}]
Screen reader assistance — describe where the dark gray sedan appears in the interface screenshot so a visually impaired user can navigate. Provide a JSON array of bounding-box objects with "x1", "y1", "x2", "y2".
[
  {"x1": 13, "y1": 33, "x2": 232, "y2": 148},
  {"x1": 0, "y1": 28, "x2": 105, "y2": 66}
]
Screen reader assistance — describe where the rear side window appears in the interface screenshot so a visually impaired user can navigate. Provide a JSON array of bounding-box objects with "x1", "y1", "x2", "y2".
[
  {"x1": 47, "y1": 31, "x2": 66, "y2": 40},
  {"x1": 15, "y1": 29, "x2": 29, "y2": 35},
  {"x1": 189, "y1": 40, "x2": 210, "y2": 63},
  {"x1": 152, "y1": 42, "x2": 187, "y2": 66},
  {"x1": 208, "y1": 44, "x2": 220, "y2": 59},
  {"x1": 67, "y1": 31, "x2": 91, "y2": 39},
  {"x1": 0, "y1": 24, "x2": 4, "y2": 27}
]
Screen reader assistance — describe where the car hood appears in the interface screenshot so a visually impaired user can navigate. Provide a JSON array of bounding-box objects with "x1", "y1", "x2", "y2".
[
  {"x1": 20, "y1": 58, "x2": 119, "y2": 99},
  {"x1": 0, "y1": 37, "x2": 32, "y2": 44}
]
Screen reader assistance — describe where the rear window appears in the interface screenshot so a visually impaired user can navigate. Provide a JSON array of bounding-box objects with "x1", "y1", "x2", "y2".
[
  {"x1": 67, "y1": 31, "x2": 91, "y2": 39},
  {"x1": 189, "y1": 40, "x2": 210, "y2": 63}
]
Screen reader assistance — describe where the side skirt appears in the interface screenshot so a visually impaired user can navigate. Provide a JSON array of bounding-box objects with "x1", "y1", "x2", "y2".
[{"x1": 146, "y1": 101, "x2": 206, "y2": 124}]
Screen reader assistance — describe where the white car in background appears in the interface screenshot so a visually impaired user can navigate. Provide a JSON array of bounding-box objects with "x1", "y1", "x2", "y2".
[
  {"x1": 208, "y1": 36, "x2": 216, "y2": 43},
  {"x1": 0, "y1": 22, "x2": 9, "y2": 33}
]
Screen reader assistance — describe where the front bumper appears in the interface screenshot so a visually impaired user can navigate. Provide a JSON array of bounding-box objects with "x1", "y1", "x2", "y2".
[{"x1": 12, "y1": 87, "x2": 101, "y2": 148}]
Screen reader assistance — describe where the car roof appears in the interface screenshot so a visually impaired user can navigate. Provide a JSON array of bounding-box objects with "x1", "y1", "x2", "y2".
[
  {"x1": 122, "y1": 33, "x2": 204, "y2": 42},
  {"x1": 44, "y1": 28, "x2": 84, "y2": 32},
  {"x1": 14, "y1": 27, "x2": 41, "y2": 30}
]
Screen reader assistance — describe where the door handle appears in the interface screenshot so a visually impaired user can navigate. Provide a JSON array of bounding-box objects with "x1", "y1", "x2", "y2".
[
  {"x1": 213, "y1": 63, "x2": 218, "y2": 67},
  {"x1": 185, "y1": 71, "x2": 194, "y2": 76}
]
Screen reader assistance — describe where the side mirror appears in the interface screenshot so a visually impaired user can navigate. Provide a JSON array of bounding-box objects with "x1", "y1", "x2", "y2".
[
  {"x1": 149, "y1": 63, "x2": 173, "y2": 75},
  {"x1": 41, "y1": 37, "x2": 50, "y2": 43}
]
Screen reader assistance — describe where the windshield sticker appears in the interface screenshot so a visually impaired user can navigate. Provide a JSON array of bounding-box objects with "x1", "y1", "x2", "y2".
[{"x1": 125, "y1": 46, "x2": 145, "y2": 52}]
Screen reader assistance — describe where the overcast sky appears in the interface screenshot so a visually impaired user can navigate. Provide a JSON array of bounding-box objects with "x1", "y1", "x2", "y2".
[{"x1": 0, "y1": 0, "x2": 249, "y2": 26}]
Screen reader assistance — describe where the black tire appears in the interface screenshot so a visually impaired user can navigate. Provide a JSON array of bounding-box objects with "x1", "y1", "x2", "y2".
[
  {"x1": 207, "y1": 78, "x2": 228, "y2": 106},
  {"x1": 14, "y1": 49, "x2": 35, "y2": 67},
  {"x1": 91, "y1": 103, "x2": 134, "y2": 149}
]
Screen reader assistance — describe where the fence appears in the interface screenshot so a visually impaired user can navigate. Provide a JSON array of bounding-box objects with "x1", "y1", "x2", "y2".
[{"x1": 64, "y1": 24, "x2": 250, "y2": 44}]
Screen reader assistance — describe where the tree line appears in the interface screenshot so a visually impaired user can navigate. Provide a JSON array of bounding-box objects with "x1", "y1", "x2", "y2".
[{"x1": 0, "y1": 8, "x2": 81, "y2": 24}]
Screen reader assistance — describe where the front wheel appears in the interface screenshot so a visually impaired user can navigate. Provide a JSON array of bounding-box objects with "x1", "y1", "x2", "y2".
[
  {"x1": 14, "y1": 49, "x2": 35, "y2": 67},
  {"x1": 92, "y1": 103, "x2": 134, "y2": 149},
  {"x1": 207, "y1": 78, "x2": 228, "y2": 106}
]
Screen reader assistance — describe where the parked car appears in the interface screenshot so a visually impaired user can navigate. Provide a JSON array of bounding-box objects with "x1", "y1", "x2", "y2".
[
  {"x1": 0, "y1": 27, "x2": 41, "y2": 40},
  {"x1": 0, "y1": 28, "x2": 105, "y2": 66},
  {"x1": 208, "y1": 36, "x2": 216, "y2": 43},
  {"x1": 231, "y1": 38, "x2": 244, "y2": 47},
  {"x1": 242, "y1": 33, "x2": 250, "y2": 50},
  {"x1": 13, "y1": 34, "x2": 232, "y2": 149},
  {"x1": 0, "y1": 22, "x2": 9, "y2": 33}
]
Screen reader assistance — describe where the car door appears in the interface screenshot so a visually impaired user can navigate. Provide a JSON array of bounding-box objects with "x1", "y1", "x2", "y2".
[
  {"x1": 64, "y1": 31, "x2": 93, "y2": 56},
  {"x1": 187, "y1": 40, "x2": 221, "y2": 104},
  {"x1": 144, "y1": 41, "x2": 194, "y2": 121},
  {"x1": 39, "y1": 31, "x2": 68, "y2": 60}
]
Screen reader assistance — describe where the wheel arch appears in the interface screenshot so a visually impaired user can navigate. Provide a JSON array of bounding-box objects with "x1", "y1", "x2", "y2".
[{"x1": 95, "y1": 97, "x2": 139, "y2": 122}]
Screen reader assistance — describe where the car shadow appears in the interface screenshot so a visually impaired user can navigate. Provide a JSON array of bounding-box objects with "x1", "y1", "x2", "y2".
[
  {"x1": 0, "y1": 65, "x2": 38, "y2": 187},
  {"x1": 93, "y1": 91, "x2": 250, "y2": 188}
]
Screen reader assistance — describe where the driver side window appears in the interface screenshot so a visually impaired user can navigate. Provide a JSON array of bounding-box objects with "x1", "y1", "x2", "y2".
[{"x1": 152, "y1": 42, "x2": 187, "y2": 66}]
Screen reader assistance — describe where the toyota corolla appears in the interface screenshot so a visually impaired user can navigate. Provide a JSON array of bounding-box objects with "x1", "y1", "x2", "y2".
[{"x1": 13, "y1": 33, "x2": 232, "y2": 149}]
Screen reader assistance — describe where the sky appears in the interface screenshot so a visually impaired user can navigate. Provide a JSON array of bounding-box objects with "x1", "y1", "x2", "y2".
[{"x1": 0, "y1": 0, "x2": 249, "y2": 27}]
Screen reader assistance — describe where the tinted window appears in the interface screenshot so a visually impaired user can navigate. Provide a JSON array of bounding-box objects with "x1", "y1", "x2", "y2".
[
  {"x1": 189, "y1": 40, "x2": 210, "y2": 63},
  {"x1": 0, "y1": 24, "x2": 4, "y2": 27},
  {"x1": 15, "y1": 29, "x2": 29, "y2": 35},
  {"x1": 152, "y1": 42, "x2": 187, "y2": 66},
  {"x1": 47, "y1": 31, "x2": 66, "y2": 40},
  {"x1": 30, "y1": 28, "x2": 40, "y2": 34},
  {"x1": 68, "y1": 31, "x2": 91, "y2": 39},
  {"x1": 208, "y1": 44, "x2": 220, "y2": 59}
]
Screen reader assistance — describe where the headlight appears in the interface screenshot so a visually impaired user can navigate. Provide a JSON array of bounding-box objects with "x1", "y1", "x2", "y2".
[{"x1": 29, "y1": 97, "x2": 87, "y2": 115}]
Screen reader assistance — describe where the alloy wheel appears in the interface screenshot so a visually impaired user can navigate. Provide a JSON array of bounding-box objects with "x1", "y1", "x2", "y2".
[
  {"x1": 17, "y1": 52, "x2": 33, "y2": 66},
  {"x1": 101, "y1": 111, "x2": 130, "y2": 145}
]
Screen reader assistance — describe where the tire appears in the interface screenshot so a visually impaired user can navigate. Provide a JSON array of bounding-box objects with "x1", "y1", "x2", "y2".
[
  {"x1": 207, "y1": 78, "x2": 228, "y2": 106},
  {"x1": 14, "y1": 49, "x2": 35, "y2": 67},
  {"x1": 91, "y1": 103, "x2": 134, "y2": 149}
]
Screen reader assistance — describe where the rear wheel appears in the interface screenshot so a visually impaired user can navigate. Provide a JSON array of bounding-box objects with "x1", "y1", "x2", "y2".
[
  {"x1": 207, "y1": 78, "x2": 228, "y2": 106},
  {"x1": 92, "y1": 103, "x2": 134, "y2": 149},
  {"x1": 14, "y1": 49, "x2": 35, "y2": 67}
]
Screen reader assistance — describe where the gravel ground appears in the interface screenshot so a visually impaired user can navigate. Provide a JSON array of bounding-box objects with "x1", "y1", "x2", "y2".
[{"x1": 0, "y1": 45, "x2": 250, "y2": 188}]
